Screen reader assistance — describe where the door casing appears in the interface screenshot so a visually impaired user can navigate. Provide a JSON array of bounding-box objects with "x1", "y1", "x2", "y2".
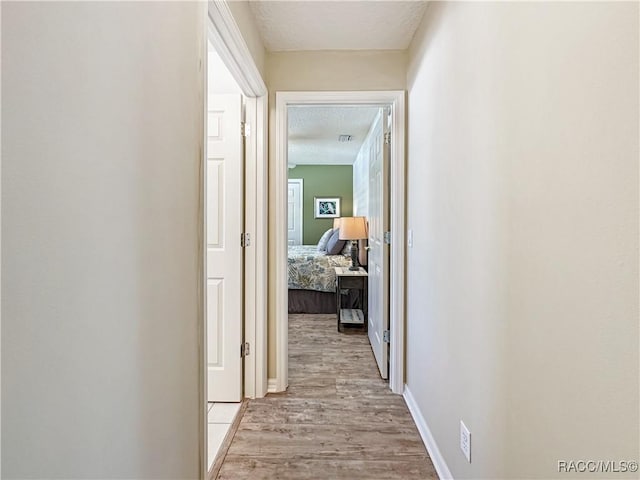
[{"x1": 273, "y1": 91, "x2": 406, "y2": 395}]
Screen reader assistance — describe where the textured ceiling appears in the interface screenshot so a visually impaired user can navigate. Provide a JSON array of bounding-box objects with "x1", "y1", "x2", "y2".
[
  {"x1": 288, "y1": 106, "x2": 380, "y2": 166},
  {"x1": 249, "y1": 1, "x2": 428, "y2": 51}
]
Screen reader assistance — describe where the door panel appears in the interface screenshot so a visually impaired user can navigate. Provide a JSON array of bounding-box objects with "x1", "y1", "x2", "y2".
[
  {"x1": 368, "y1": 109, "x2": 390, "y2": 379},
  {"x1": 207, "y1": 160, "x2": 224, "y2": 246},
  {"x1": 207, "y1": 279, "x2": 223, "y2": 366},
  {"x1": 287, "y1": 179, "x2": 303, "y2": 245},
  {"x1": 207, "y1": 94, "x2": 243, "y2": 402}
]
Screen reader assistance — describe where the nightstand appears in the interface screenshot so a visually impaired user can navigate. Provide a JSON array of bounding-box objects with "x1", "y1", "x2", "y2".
[{"x1": 335, "y1": 266, "x2": 368, "y2": 332}]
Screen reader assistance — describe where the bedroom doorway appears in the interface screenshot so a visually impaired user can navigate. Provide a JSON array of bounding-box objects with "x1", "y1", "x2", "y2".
[
  {"x1": 286, "y1": 105, "x2": 375, "y2": 317},
  {"x1": 274, "y1": 91, "x2": 406, "y2": 395}
]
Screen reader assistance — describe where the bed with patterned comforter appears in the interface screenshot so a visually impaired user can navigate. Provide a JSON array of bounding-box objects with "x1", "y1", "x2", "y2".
[{"x1": 287, "y1": 245, "x2": 351, "y2": 293}]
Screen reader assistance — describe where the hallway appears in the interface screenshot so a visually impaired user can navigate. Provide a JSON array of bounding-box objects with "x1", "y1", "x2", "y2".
[{"x1": 215, "y1": 314, "x2": 437, "y2": 479}]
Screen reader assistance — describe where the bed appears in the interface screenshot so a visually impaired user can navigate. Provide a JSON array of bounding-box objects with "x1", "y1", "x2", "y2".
[{"x1": 288, "y1": 245, "x2": 355, "y2": 314}]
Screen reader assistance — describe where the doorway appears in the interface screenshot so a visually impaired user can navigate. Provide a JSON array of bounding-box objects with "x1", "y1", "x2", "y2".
[
  {"x1": 205, "y1": 43, "x2": 245, "y2": 471},
  {"x1": 204, "y1": 3, "x2": 268, "y2": 477},
  {"x1": 273, "y1": 91, "x2": 406, "y2": 395},
  {"x1": 285, "y1": 104, "x2": 383, "y2": 356}
]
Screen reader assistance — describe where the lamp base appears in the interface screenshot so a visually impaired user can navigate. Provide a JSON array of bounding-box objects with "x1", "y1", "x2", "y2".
[{"x1": 349, "y1": 241, "x2": 360, "y2": 271}]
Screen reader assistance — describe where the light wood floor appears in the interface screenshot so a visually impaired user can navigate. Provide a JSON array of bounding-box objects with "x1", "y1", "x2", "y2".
[{"x1": 215, "y1": 314, "x2": 438, "y2": 479}]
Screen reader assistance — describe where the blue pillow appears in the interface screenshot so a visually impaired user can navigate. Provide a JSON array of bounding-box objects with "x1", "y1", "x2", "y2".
[
  {"x1": 326, "y1": 229, "x2": 347, "y2": 255},
  {"x1": 317, "y1": 228, "x2": 334, "y2": 252}
]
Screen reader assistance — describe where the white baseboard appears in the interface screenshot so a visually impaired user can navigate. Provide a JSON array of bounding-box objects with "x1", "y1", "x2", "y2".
[
  {"x1": 403, "y1": 385, "x2": 454, "y2": 480},
  {"x1": 267, "y1": 378, "x2": 278, "y2": 393}
]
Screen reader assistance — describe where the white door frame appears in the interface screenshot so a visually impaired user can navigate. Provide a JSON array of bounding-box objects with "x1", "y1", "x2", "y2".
[
  {"x1": 204, "y1": 0, "x2": 268, "y2": 477},
  {"x1": 287, "y1": 178, "x2": 304, "y2": 245},
  {"x1": 274, "y1": 91, "x2": 406, "y2": 395}
]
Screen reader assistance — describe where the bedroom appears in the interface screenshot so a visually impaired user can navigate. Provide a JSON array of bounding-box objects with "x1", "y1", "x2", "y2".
[{"x1": 286, "y1": 103, "x2": 389, "y2": 343}]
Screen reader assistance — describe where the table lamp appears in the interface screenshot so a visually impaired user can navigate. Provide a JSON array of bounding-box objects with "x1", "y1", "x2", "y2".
[{"x1": 338, "y1": 216, "x2": 368, "y2": 270}]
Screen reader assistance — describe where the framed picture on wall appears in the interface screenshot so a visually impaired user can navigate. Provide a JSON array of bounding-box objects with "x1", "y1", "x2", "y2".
[{"x1": 314, "y1": 197, "x2": 341, "y2": 218}]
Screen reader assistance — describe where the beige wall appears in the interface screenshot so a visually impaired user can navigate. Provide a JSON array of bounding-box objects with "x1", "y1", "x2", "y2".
[
  {"x1": 2, "y1": 3, "x2": 204, "y2": 477},
  {"x1": 226, "y1": 1, "x2": 266, "y2": 78},
  {"x1": 267, "y1": 50, "x2": 407, "y2": 92},
  {"x1": 266, "y1": 50, "x2": 407, "y2": 377},
  {"x1": 406, "y1": 2, "x2": 639, "y2": 479}
]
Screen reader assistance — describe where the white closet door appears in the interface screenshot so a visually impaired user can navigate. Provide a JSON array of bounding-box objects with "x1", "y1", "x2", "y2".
[{"x1": 207, "y1": 93, "x2": 244, "y2": 402}]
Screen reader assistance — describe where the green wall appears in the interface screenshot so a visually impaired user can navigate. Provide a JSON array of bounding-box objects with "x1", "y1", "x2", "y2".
[{"x1": 288, "y1": 165, "x2": 353, "y2": 245}]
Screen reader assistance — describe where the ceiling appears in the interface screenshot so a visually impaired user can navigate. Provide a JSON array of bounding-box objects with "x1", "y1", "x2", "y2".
[
  {"x1": 288, "y1": 106, "x2": 380, "y2": 166},
  {"x1": 248, "y1": 1, "x2": 428, "y2": 51},
  {"x1": 246, "y1": 2, "x2": 427, "y2": 166}
]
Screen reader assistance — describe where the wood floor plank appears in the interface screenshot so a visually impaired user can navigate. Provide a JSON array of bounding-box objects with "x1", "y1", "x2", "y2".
[
  {"x1": 217, "y1": 458, "x2": 438, "y2": 480},
  {"x1": 227, "y1": 423, "x2": 429, "y2": 459},
  {"x1": 216, "y1": 313, "x2": 438, "y2": 479},
  {"x1": 241, "y1": 398, "x2": 415, "y2": 425}
]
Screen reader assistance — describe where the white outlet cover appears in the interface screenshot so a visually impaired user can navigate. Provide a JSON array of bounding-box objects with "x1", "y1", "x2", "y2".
[
  {"x1": 460, "y1": 420, "x2": 471, "y2": 463},
  {"x1": 408, "y1": 229, "x2": 413, "y2": 247}
]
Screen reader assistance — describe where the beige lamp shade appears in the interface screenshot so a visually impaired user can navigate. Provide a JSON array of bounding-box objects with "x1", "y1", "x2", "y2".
[
  {"x1": 338, "y1": 216, "x2": 368, "y2": 240},
  {"x1": 333, "y1": 217, "x2": 342, "y2": 229}
]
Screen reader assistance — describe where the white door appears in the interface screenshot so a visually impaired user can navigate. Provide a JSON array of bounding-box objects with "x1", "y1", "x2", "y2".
[
  {"x1": 287, "y1": 179, "x2": 303, "y2": 245},
  {"x1": 368, "y1": 109, "x2": 390, "y2": 379},
  {"x1": 207, "y1": 93, "x2": 244, "y2": 402}
]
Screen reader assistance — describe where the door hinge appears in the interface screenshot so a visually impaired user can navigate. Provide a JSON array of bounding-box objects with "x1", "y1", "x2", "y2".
[
  {"x1": 241, "y1": 342, "x2": 250, "y2": 357},
  {"x1": 384, "y1": 132, "x2": 391, "y2": 145},
  {"x1": 383, "y1": 231, "x2": 391, "y2": 245},
  {"x1": 383, "y1": 330, "x2": 390, "y2": 343},
  {"x1": 241, "y1": 122, "x2": 250, "y2": 137},
  {"x1": 240, "y1": 233, "x2": 251, "y2": 247}
]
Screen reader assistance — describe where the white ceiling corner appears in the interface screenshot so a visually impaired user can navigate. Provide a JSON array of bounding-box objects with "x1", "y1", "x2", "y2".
[{"x1": 248, "y1": 1, "x2": 429, "y2": 52}]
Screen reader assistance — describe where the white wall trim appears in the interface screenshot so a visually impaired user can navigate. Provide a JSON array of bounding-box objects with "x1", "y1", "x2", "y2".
[
  {"x1": 1, "y1": 3, "x2": 5, "y2": 475},
  {"x1": 274, "y1": 92, "x2": 289, "y2": 393},
  {"x1": 254, "y1": 94, "x2": 268, "y2": 399},
  {"x1": 199, "y1": 5, "x2": 208, "y2": 478},
  {"x1": 243, "y1": 96, "x2": 258, "y2": 400},
  {"x1": 267, "y1": 378, "x2": 279, "y2": 393},
  {"x1": 403, "y1": 386, "x2": 454, "y2": 480},
  {"x1": 388, "y1": 92, "x2": 406, "y2": 394},
  {"x1": 274, "y1": 90, "x2": 406, "y2": 394}
]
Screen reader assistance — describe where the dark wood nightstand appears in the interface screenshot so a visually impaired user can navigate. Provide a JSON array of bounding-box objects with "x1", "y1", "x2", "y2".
[{"x1": 335, "y1": 267, "x2": 368, "y2": 332}]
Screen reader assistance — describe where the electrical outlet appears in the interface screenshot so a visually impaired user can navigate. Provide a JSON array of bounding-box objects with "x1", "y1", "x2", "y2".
[
  {"x1": 460, "y1": 421, "x2": 471, "y2": 463},
  {"x1": 408, "y1": 229, "x2": 413, "y2": 248}
]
